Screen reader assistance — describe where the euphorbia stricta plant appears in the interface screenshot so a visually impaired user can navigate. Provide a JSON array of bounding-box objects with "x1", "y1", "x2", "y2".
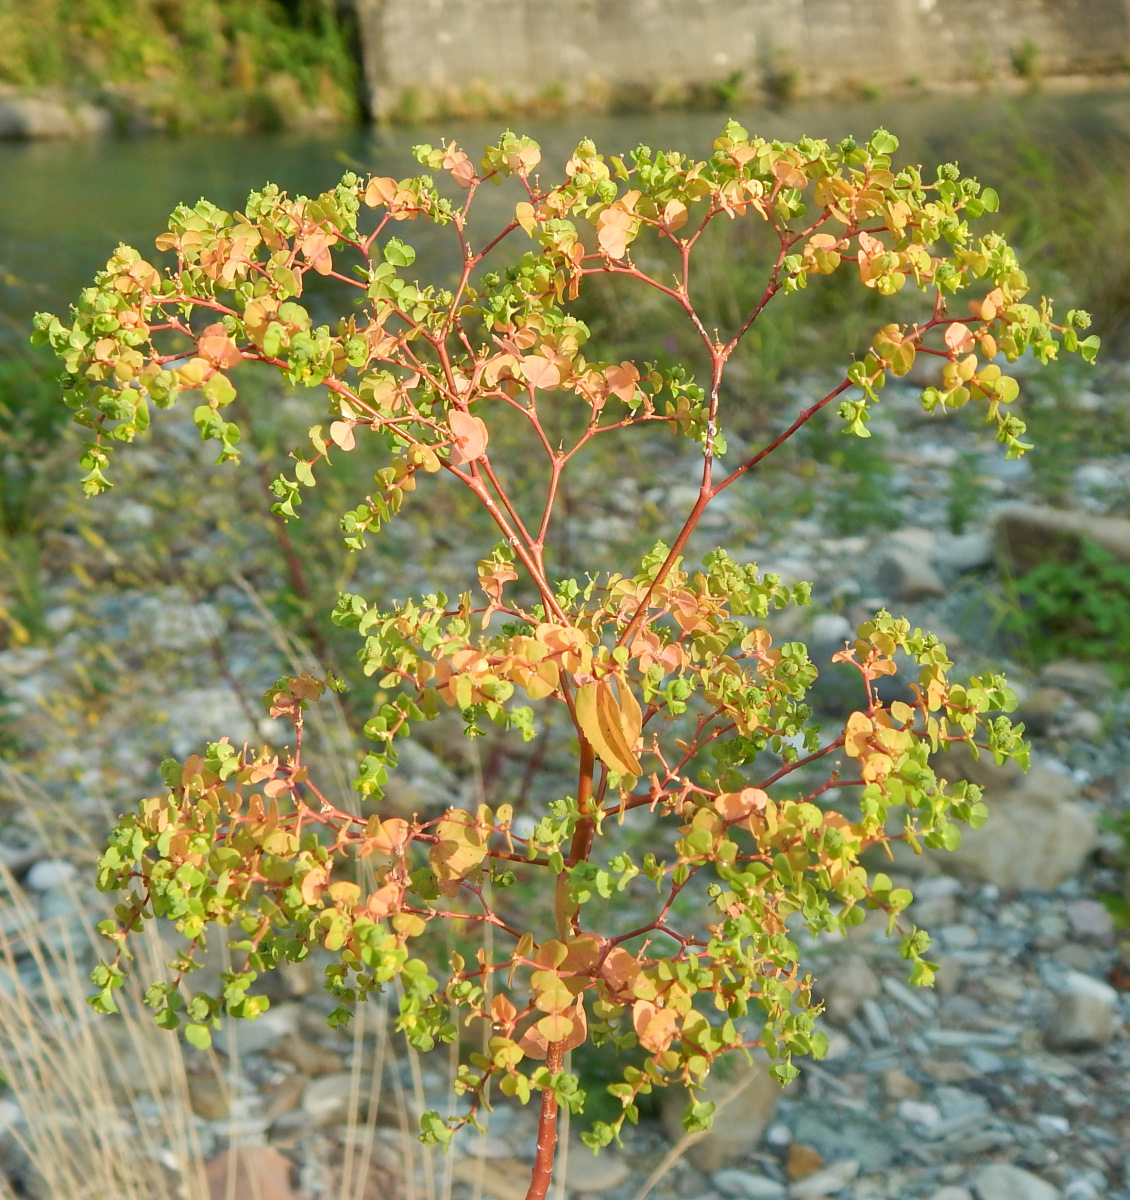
[{"x1": 36, "y1": 123, "x2": 1096, "y2": 1197}]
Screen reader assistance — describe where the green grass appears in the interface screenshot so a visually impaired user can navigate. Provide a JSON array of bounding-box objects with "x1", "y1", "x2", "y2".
[{"x1": 0, "y1": 0, "x2": 360, "y2": 132}]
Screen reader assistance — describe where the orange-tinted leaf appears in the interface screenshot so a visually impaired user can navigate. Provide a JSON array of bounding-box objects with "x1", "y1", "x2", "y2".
[
  {"x1": 600, "y1": 947, "x2": 641, "y2": 1000},
  {"x1": 944, "y1": 322, "x2": 975, "y2": 355},
  {"x1": 490, "y1": 994, "x2": 518, "y2": 1026},
  {"x1": 714, "y1": 787, "x2": 769, "y2": 821},
  {"x1": 300, "y1": 232, "x2": 335, "y2": 276},
  {"x1": 596, "y1": 206, "x2": 635, "y2": 260},
  {"x1": 364, "y1": 177, "x2": 398, "y2": 207},
  {"x1": 300, "y1": 864, "x2": 329, "y2": 907},
  {"x1": 197, "y1": 324, "x2": 242, "y2": 369},
  {"x1": 429, "y1": 807, "x2": 490, "y2": 894},
  {"x1": 329, "y1": 420, "x2": 356, "y2": 451},
  {"x1": 363, "y1": 881, "x2": 403, "y2": 918},
  {"x1": 365, "y1": 817, "x2": 411, "y2": 856},
  {"x1": 518, "y1": 997, "x2": 588, "y2": 1059},
  {"x1": 519, "y1": 353, "x2": 562, "y2": 391},
  {"x1": 605, "y1": 361, "x2": 639, "y2": 403},
  {"x1": 844, "y1": 711, "x2": 872, "y2": 759},
  {"x1": 661, "y1": 199, "x2": 688, "y2": 232},
  {"x1": 632, "y1": 999, "x2": 678, "y2": 1054},
  {"x1": 448, "y1": 410, "x2": 488, "y2": 465},
  {"x1": 772, "y1": 161, "x2": 807, "y2": 190}
]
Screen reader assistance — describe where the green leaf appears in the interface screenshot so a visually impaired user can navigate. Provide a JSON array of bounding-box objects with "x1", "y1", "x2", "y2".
[
  {"x1": 184, "y1": 1023, "x2": 212, "y2": 1050},
  {"x1": 384, "y1": 238, "x2": 416, "y2": 268}
]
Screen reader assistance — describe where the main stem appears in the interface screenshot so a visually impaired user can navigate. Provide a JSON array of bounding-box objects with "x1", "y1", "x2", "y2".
[{"x1": 526, "y1": 1041, "x2": 564, "y2": 1200}]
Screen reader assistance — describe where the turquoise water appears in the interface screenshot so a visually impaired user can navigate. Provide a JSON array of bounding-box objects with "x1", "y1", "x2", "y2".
[{"x1": 2, "y1": 85, "x2": 1129, "y2": 331}]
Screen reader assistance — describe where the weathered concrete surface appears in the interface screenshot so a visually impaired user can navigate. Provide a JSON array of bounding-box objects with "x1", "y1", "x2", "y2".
[{"x1": 355, "y1": 0, "x2": 1130, "y2": 120}]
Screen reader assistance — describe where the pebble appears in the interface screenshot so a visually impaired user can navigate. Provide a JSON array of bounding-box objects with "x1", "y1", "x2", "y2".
[
  {"x1": 1044, "y1": 972, "x2": 1121, "y2": 1051},
  {"x1": 22, "y1": 860, "x2": 76, "y2": 892},
  {"x1": 564, "y1": 1142, "x2": 630, "y2": 1192},
  {"x1": 788, "y1": 1159, "x2": 858, "y2": 1199},
  {"x1": 972, "y1": 1163, "x2": 1062, "y2": 1200},
  {"x1": 713, "y1": 1168, "x2": 787, "y2": 1199},
  {"x1": 881, "y1": 1068, "x2": 921, "y2": 1101},
  {"x1": 786, "y1": 1143, "x2": 825, "y2": 1180},
  {"x1": 817, "y1": 955, "x2": 880, "y2": 1026},
  {"x1": 1064, "y1": 899, "x2": 1115, "y2": 943}
]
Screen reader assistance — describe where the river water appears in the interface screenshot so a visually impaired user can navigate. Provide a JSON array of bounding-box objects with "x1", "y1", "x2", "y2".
[{"x1": 3, "y1": 85, "x2": 1130, "y2": 334}]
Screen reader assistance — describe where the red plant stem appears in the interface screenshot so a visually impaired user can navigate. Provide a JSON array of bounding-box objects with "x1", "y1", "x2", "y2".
[
  {"x1": 556, "y1": 738, "x2": 596, "y2": 940},
  {"x1": 525, "y1": 1041, "x2": 564, "y2": 1200}
]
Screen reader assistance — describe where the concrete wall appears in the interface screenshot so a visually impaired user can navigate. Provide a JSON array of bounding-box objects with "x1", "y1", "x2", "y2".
[{"x1": 354, "y1": 0, "x2": 1130, "y2": 121}]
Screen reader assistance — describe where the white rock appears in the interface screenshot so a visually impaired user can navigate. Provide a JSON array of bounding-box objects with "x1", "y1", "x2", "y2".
[
  {"x1": 23, "y1": 860, "x2": 76, "y2": 892},
  {"x1": 712, "y1": 1168, "x2": 787, "y2": 1199},
  {"x1": 301, "y1": 1072, "x2": 363, "y2": 1124},
  {"x1": 933, "y1": 530, "x2": 994, "y2": 575},
  {"x1": 972, "y1": 1163, "x2": 1061, "y2": 1200},
  {"x1": 897, "y1": 1099, "x2": 941, "y2": 1130},
  {"x1": 927, "y1": 1190, "x2": 973, "y2": 1200},
  {"x1": 788, "y1": 1159, "x2": 858, "y2": 1199},
  {"x1": 1044, "y1": 971, "x2": 1121, "y2": 1051},
  {"x1": 809, "y1": 613, "x2": 853, "y2": 644},
  {"x1": 1057, "y1": 708, "x2": 1103, "y2": 741}
]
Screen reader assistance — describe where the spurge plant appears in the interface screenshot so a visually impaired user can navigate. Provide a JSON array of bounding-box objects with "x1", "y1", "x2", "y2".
[{"x1": 34, "y1": 123, "x2": 1097, "y2": 1198}]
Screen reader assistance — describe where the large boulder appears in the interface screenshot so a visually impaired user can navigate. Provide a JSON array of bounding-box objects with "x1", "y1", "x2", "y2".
[
  {"x1": 929, "y1": 746, "x2": 1095, "y2": 891},
  {"x1": 659, "y1": 1050, "x2": 781, "y2": 1173},
  {"x1": 995, "y1": 503, "x2": 1130, "y2": 574},
  {"x1": 0, "y1": 88, "x2": 111, "y2": 139}
]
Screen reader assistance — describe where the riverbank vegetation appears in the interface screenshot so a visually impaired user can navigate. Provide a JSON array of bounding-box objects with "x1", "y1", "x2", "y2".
[{"x1": 0, "y1": 0, "x2": 360, "y2": 133}]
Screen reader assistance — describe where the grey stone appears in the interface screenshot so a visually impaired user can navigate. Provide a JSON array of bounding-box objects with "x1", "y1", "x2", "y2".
[
  {"x1": 881, "y1": 975, "x2": 938, "y2": 1020},
  {"x1": 1043, "y1": 972, "x2": 1120, "y2": 1051},
  {"x1": 874, "y1": 544, "x2": 946, "y2": 602},
  {"x1": 788, "y1": 1159, "x2": 858, "y2": 1199},
  {"x1": 972, "y1": 1163, "x2": 1061, "y2": 1200},
  {"x1": 815, "y1": 955, "x2": 880, "y2": 1026},
  {"x1": 218, "y1": 1002, "x2": 301, "y2": 1058},
  {"x1": 23, "y1": 860, "x2": 76, "y2": 892},
  {"x1": 0, "y1": 90, "x2": 111, "y2": 139},
  {"x1": 1057, "y1": 707, "x2": 1103, "y2": 742},
  {"x1": 301, "y1": 1072, "x2": 366, "y2": 1124},
  {"x1": 564, "y1": 1140, "x2": 630, "y2": 1192},
  {"x1": 1064, "y1": 899, "x2": 1115, "y2": 943},
  {"x1": 791, "y1": 1107, "x2": 896, "y2": 1172},
  {"x1": 712, "y1": 1168, "x2": 787, "y2": 1199},
  {"x1": 995, "y1": 503, "x2": 1130, "y2": 573},
  {"x1": 927, "y1": 760, "x2": 1096, "y2": 892},
  {"x1": 860, "y1": 997, "x2": 891, "y2": 1043},
  {"x1": 809, "y1": 612, "x2": 853, "y2": 645},
  {"x1": 659, "y1": 1050, "x2": 780, "y2": 1173},
  {"x1": 933, "y1": 530, "x2": 994, "y2": 576},
  {"x1": 1038, "y1": 659, "x2": 1116, "y2": 697},
  {"x1": 927, "y1": 1190, "x2": 973, "y2": 1200}
]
